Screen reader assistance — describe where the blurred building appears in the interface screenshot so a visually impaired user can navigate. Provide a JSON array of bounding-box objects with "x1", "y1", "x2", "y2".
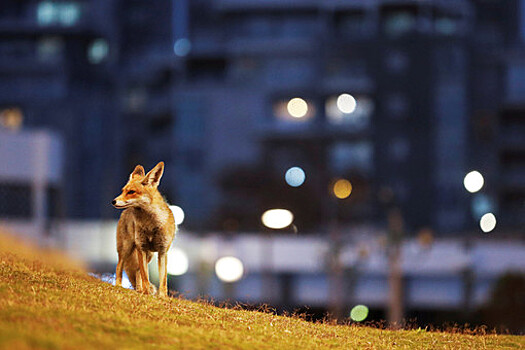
[
  {"x1": 177, "y1": 0, "x2": 524, "y2": 234},
  {"x1": 0, "y1": 127, "x2": 63, "y2": 239},
  {"x1": 1, "y1": 0, "x2": 523, "y2": 234},
  {"x1": 0, "y1": 0, "x2": 122, "y2": 219}
]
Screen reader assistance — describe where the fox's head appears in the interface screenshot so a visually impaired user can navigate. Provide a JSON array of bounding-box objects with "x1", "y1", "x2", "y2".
[{"x1": 112, "y1": 162, "x2": 165, "y2": 209}]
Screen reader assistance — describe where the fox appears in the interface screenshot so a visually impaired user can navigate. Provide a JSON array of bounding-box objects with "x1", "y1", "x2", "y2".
[{"x1": 111, "y1": 161, "x2": 176, "y2": 297}]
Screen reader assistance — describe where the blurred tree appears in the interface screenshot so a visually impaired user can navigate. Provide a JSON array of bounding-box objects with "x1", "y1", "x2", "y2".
[{"x1": 481, "y1": 273, "x2": 525, "y2": 334}]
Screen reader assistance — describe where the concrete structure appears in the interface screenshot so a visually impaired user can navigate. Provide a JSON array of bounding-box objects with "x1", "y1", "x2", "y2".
[{"x1": 0, "y1": 129, "x2": 63, "y2": 240}]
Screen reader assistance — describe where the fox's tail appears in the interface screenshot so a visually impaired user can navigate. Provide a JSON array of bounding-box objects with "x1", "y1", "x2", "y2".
[
  {"x1": 123, "y1": 248, "x2": 156, "y2": 294},
  {"x1": 123, "y1": 248, "x2": 139, "y2": 289}
]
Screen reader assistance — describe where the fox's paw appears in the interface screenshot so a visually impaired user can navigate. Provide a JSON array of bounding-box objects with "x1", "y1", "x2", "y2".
[{"x1": 148, "y1": 284, "x2": 157, "y2": 296}]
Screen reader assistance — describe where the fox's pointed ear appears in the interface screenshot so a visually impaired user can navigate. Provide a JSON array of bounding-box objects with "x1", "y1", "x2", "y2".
[
  {"x1": 129, "y1": 165, "x2": 145, "y2": 181},
  {"x1": 142, "y1": 162, "x2": 164, "y2": 187}
]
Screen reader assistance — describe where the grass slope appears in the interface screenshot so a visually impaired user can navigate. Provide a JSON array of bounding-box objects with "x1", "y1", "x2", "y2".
[{"x1": 0, "y1": 232, "x2": 523, "y2": 350}]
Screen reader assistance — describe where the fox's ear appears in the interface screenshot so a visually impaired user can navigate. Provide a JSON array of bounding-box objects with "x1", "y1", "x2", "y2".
[
  {"x1": 129, "y1": 165, "x2": 145, "y2": 181},
  {"x1": 142, "y1": 162, "x2": 164, "y2": 187}
]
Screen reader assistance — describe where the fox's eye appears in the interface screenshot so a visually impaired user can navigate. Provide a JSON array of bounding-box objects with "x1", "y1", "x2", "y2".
[{"x1": 127, "y1": 190, "x2": 135, "y2": 195}]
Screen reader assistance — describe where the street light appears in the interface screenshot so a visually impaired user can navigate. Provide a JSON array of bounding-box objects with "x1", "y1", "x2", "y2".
[
  {"x1": 261, "y1": 209, "x2": 294, "y2": 229},
  {"x1": 287, "y1": 98, "x2": 309, "y2": 118},
  {"x1": 215, "y1": 256, "x2": 244, "y2": 283},
  {"x1": 285, "y1": 166, "x2": 306, "y2": 187},
  {"x1": 463, "y1": 171, "x2": 484, "y2": 193},
  {"x1": 479, "y1": 212, "x2": 496, "y2": 233},
  {"x1": 166, "y1": 247, "x2": 189, "y2": 276}
]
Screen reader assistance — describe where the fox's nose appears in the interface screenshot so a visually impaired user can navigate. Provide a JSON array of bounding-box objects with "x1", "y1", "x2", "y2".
[{"x1": 111, "y1": 200, "x2": 116, "y2": 205}]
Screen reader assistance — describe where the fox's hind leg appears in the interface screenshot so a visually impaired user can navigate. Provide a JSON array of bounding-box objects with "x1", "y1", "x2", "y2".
[
  {"x1": 158, "y1": 252, "x2": 168, "y2": 297},
  {"x1": 136, "y1": 249, "x2": 153, "y2": 294},
  {"x1": 116, "y1": 258, "x2": 124, "y2": 287}
]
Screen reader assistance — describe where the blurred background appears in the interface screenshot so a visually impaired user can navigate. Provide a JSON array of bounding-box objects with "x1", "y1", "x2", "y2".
[{"x1": 0, "y1": 0, "x2": 524, "y2": 333}]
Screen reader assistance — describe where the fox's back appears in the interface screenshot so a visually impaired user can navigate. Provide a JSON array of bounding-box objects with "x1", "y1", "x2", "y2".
[{"x1": 118, "y1": 199, "x2": 176, "y2": 254}]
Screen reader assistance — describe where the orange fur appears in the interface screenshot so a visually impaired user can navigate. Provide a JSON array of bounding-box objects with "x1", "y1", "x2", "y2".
[{"x1": 112, "y1": 162, "x2": 177, "y2": 297}]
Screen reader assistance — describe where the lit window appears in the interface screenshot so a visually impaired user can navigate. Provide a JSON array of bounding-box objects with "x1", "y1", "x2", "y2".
[
  {"x1": 88, "y1": 39, "x2": 109, "y2": 64},
  {"x1": 59, "y1": 3, "x2": 80, "y2": 26},
  {"x1": 273, "y1": 97, "x2": 315, "y2": 123},
  {"x1": 174, "y1": 38, "x2": 191, "y2": 57},
  {"x1": 37, "y1": 2, "x2": 81, "y2": 27},
  {"x1": 435, "y1": 17, "x2": 458, "y2": 35},
  {"x1": 37, "y1": 37, "x2": 63, "y2": 62},
  {"x1": 0, "y1": 108, "x2": 23, "y2": 131},
  {"x1": 37, "y1": 2, "x2": 55, "y2": 25},
  {"x1": 326, "y1": 95, "x2": 373, "y2": 128},
  {"x1": 384, "y1": 11, "x2": 417, "y2": 37}
]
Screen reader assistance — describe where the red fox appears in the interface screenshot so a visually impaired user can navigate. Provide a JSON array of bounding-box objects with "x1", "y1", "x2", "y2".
[{"x1": 111, "y1": 162, "x2": 176, "y2": 297}]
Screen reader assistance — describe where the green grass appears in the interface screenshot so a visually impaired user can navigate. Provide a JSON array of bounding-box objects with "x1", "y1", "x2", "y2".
[{"x1": 0, "y1": 232, "x2": 523, "y2": 349}]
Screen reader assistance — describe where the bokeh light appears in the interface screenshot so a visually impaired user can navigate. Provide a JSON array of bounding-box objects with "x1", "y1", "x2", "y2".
[
  {"x1": 285, "y1": 167, "x2": 306, "y2": 187},
  {"x1": 215, "y1": 256, "x2": 244, "y2": 283},
  {"x1": 463, "y1": 170, "x2": 484, "y2": 193},
  {"x1": 174, "y1": 38, "x2": 191, "y2": 57},
  {"x1": 332, "y1": 179, "x2": 353, "y2": 199},
  {"x1": 287, "y1": 98, "x2": 309, "y2": 118},
  {"x1": 88, "y1": 39, "x2": 109, "y2": 64},
  {"x1": 169, "y1": 205, "x2": 185, "y2": 226},
  {"x1": 336, "y1": 93, "x2": 357, "y2": 114},
  {"x1": 0, "y1": 108, "x2": 23, "y2": 131},
  {"x1": 471, "y1": 194, "x2": 494, "y2": 219},
  {"x1": 350, "y1": 304, "x2": 369, "y2": 322},
  {"x1": 480, "y1": 212, "x2": 496, "y2": 233},
  {"x1": 166, "y1": 247, "x2": 189, "y2": 276},
  {"x1": 261, "y1": 209, "x2": 294, "y2": 229}
]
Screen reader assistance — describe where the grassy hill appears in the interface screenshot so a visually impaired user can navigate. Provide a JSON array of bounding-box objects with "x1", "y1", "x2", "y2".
[{"x1": 0, "y1": 232, "x2": 523, "y2": 349}]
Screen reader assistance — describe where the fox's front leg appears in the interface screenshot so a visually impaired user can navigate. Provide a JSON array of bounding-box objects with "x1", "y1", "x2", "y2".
[
  {"x1": 115, "y1": 257, "x2": 124, "y2": 287},
  {"x1": 136, "y1": 249, "x2": 152, "y2": 294},
  {"x1": 158, "y1": 252, "x2": 168, "y2": 297}
]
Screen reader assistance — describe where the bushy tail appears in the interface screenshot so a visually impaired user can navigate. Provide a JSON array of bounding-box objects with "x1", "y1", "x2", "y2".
[
  {"x1": 123, "y1": 247, "x2": 139, "y2": 289},
  {"x1": 123, "y1": 248, "x2": 156, "y2": 294}
]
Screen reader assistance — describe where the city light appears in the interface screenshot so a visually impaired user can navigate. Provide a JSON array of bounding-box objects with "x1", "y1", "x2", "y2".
[
  {"x1": 88, "y1": 39, "x2": 109, "y2": 64},
  {"x1": 169, "y1": 205, "x2": 185, "y2": 226},
  {"x1": 166, "y1": 247, "x2": 189, "y2": 276},
  {"x1": 215, "y1": 256, "x2": 244, "y2": 283},
  {"x1": 174, "y1": 38, "x2": 191, "y2": 57},
  {"x1": 350, "y1": 304, "x2": 369, "y2": 322},
  {"x1": 336, "y1": 93, "x2": 357, "y2": 114},
  {"x1": 480, "y1": 213, "x2": 496, "y2": 233},
  {"x1": 332, "y1": 179, "x2": 352, "y2": 199},
  {"x1": 261, "y1": 209, "x2": 294, "y2": 229},
  {"x1": 463, "y1": 170, "x2": 484, "y2": 193},
  {"x1": 0, "y1": 108, "x2": 23, "y2": 131},
  {"x1": 287, "y1": 98, "x2": 308, "y2": 118},
  {"x1": 285, "y1": 166, "x2": 306, "y2": 187}
]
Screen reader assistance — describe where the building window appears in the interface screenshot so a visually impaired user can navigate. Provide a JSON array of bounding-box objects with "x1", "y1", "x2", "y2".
[
  {"x1": 37, "y1": 37, "x2": 64, "y2": 62},
  {"x1": 385, "y1": 50, "x2": 409, "y2": 74},
  {"x1": 273, "y1": 97, "x2": 315, "y2": 123},
  {"x1": 386, "y1": 93, "x2": 409, "y2": 119},
  {"x1": 325, "y1": 94, "x2": 373, "y2": 129},
  {"x1": 330, "y1": 142, "x2": 373, "y2": 174},
  {"x1": 389, "y1": 137, "x2": 410, "y2": 162},
  {"x1": 0, "y1": 183, "x2": 32, "y2": 218},
  {"x1": 37, "y1": 1, "x2": 82, "y2": 27},
  {"x1": 382, "y1": 6, "x2": 417, "y2": 37},
  {"x1": 434, "y1": 16, "x2": 459, "y2": 36},
  {"x1": 87, "y1": 39, "x2": 109, "y2": 64}
]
